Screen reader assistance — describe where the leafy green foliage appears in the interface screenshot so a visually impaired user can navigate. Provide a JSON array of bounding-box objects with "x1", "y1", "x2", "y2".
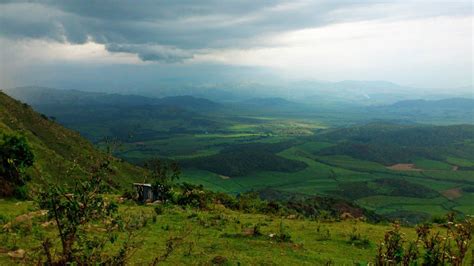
[
  {"x1": 0, "y1": 133, "x2": 34, "y2": 198},
  {"x1": 37, "y1": 161, "x2": 126, "y2": 264},
  {"x1": 376, "y1": 214, "x2": 473, "y2": 265},
  {"x1": 348, "y1": 227, "x2": 371, "y2": 248},
  {"x1": 375, "y1": 223, "x2": 417, "y2": 265},
  {"x1": 259, "y1": 188, "x2": 382, "y2": 222},
  {"x1": 146, "y1": 159, "x2": 180, "y2": 202},
  {"x1": 176, "y1": 183, "x2": 209, "y2": 209}
]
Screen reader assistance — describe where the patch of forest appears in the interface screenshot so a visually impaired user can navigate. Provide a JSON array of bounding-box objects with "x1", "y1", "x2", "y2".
[
  {"x1": 182, "y1": 142, "x2": 307, "y2": 176},
  {"x1": 316, "y1": 123, "x2": 474, "y2": 165},
  {"x1": 334, "y1": 178, "x2": 439, "y2": 200}
]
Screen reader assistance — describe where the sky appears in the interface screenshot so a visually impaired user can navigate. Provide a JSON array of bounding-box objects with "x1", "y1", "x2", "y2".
[{"x1": 0, "y1": 0, "x2": 472, "y2": 91}]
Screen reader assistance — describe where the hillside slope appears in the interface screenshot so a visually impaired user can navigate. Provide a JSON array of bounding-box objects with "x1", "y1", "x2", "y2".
[{"x1": 0, "y1": 91, "x2": 146, "y2": 190}]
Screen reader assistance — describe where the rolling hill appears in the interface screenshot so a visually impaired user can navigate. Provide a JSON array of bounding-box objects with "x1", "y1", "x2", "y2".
[{"x1": 316, "y1": 123, "x2": 474, "y2": 165}]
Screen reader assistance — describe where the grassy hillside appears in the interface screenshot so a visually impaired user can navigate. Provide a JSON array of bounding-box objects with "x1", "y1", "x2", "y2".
[
  {"x1": 0, "y1": 198, "x2": 471, "y2": 265},
  {"x1": 0, "y1": 91, "x2": 146, "y2": 190}
]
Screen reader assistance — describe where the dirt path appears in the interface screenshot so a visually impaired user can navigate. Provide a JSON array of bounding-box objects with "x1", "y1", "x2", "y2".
[{"x1": 441, "y1": 188, "x2": 462, "y2": 200}]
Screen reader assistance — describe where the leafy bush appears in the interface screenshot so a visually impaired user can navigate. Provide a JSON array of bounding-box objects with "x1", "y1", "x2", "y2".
[
  {"x1": 36, "y1": 160, "x2": 138, "y2": 265},
  {"x1": 154, "y1": 205, "x2": 164, "y2": 215},
  {"x1": 212, "y1": 192, "x2": 238, "y2": 209},
  {"x1": 347, "y1": 227, "x2": 371, "y2": 248},
  {"x1": 145, "y1": 159, "x2": 180, "y2": 202},
  {"x1": 0, "y1": 133, "x2": 34, "y2": 197},
  {"x1": 375, "y1": 214, "x2": 473, "y2": 265},
  {"x1": 176, "y1": 183, "x2": 209, "y2": 209},
  {"x1": 315, "y1": 224, "x2": 331, "y2": 241},
  {"x1": 237, "y1": 191, "x2": 267, "y2": 213},
  {"x1": 274, "y1": 220, "x2": 292, "y2": 243}
]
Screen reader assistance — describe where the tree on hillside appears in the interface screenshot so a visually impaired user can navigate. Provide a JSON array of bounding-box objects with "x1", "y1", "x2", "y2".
[
  {"x1": 0, "y1": 133, "x2": 34, "y2": 197},
  {"x1": 37, "y1": 160, "x2": 140, "y2": 264},
  {"x1": 145, "y1": 159, "x2": 180, "y2": 202}
]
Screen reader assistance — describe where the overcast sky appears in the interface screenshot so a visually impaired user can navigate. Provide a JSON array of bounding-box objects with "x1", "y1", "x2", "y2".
[{"x1": 0, "y1": 0, "x2": 472, "y2": 91}]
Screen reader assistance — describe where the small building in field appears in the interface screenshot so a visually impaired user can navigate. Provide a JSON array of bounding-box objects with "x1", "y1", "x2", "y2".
[{"x1": 133, "y1": 183, "x2": 154, "y2": 203}]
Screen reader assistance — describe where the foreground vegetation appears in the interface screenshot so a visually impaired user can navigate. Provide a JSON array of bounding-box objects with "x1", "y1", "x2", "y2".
[{"x1": 1, "y1": 185, "x2": 472, "y2": 264}]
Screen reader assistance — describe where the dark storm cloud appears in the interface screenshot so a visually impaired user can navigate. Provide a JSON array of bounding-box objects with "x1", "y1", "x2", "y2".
[{"x1": 0, "y1": 0, "x2": 472, "y2": 62}]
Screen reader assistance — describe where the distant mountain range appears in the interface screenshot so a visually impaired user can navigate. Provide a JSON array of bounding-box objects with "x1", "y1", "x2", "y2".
[
  {"x1": 4, "y1": 86, "x2": 473, "y2": 129},
  {"x1": 23, "y1": 79, "x2": 471, "y2": 106},
  {"x1": 239, "y1": 97, "x2": 296, "y2": 106},
  {"x1": 387, "y1": 98, "x2": 474, "y2": 110},
  {"x1": 4, "y1": 86, "x2": 220, "y2": 111}
]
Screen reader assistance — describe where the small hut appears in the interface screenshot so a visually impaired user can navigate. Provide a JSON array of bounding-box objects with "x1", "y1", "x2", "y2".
[{"x1": 133, "y1": 183, "x2": 154, "y2": 203}]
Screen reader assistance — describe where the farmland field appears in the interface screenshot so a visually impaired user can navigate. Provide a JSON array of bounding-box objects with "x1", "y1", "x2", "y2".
[
  {"x1": 4, "y1": 87, "x2": 474, "y2": 223},
  {"x1": 47, "y1": 109, "x2": 474, "y2": 222}
]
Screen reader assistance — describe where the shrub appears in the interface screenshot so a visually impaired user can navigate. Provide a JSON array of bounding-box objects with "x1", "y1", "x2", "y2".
[
  {"x1": 347, "y1": 227, "x2": 371, "y2": 248},
  {"x1": 154, "y1": 205, "x2": 164, "y2": 215},
  {"x1": 213, "y1": 192, "x2": 238, "y2": 209},
  {"x1": 375, "y1": 214, "x2": 473, "y2": 265},
  {"x1": 315, "y1": 225, "x2": 331, "y2": 241},
  {"x1": 375, "y1": 223, "x2": 412, "y2": 265},
  {"x1": 0, "y1": 133, "x2": 34, "y2": 198},
  {"x1": 176, "y1": 183, "x2": 209, "y2": 209},
  {"x1": 274, "y1": 220, "x2": 292, "y2": 243},
  {"x1": 145, "y1": 159, "x2": 180, "y2": 202},
  {"x1": 237, "y1": 191, "x2": 266, "y2": 213},
  {"x1": 36, "y1": 160, "x2": 138, "y2": 265}
]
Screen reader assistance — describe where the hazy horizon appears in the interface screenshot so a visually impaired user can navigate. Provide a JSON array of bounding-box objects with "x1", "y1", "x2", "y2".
[{"x1": 1, "y1": 1, "x2": 473, "y2": 93}]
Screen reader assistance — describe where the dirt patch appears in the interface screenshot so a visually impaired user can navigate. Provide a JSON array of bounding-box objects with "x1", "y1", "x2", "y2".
[
  {"x1": 2, "y1": 210, "x2": 48, "y2": 230},
  {"x1": 387, "y1": 164, "x2": 422, "y2": 171},
  {"x1": 441, "y1": 188, "x2": 462, "y2": 200},
  {"x1": 219, "y1": 175, "x2": 231, "y2": 180}
]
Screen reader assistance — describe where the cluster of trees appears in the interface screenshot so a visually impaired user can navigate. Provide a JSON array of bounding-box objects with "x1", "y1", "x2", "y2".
[
  {"x1": 0, "y1": 133, "x2": 34, "y2": 198},
  {"x1": 183, "y1": 142, "x2": 306, "y2": 176},
  {"x1": 337, "y1": 178, "x2": 438, "y2": 201},
  {"x1": 317, "y1": 123, "x2": 474, "y2": 165}
]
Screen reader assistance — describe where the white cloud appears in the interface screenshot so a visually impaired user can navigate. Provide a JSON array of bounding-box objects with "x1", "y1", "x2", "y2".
[
  {"x1": 0, "y1": 1, "x2": 472, "y2": 88},
  {"x1": 193, "y1": 16, "x2": 473, "y2": 87}
]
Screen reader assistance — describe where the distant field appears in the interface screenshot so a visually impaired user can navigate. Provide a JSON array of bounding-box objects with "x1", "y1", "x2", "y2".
[
  {"x1": 13, "y1": 92, "x2": 472, "y2": 223},
  {"x1": 178, "y1": 136, "x2": 474, "y2": 220}
]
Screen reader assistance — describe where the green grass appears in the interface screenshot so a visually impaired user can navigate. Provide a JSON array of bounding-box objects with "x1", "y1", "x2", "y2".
[
  {"x1": 413, "y1": 159, "x2": 453, "y2": 170},
  {"x1": 2, "y1": 199, "x2": 460, "y2": 265},
  {"x1": 446, "y1": 156, "x2": 474, "y2": 167}
]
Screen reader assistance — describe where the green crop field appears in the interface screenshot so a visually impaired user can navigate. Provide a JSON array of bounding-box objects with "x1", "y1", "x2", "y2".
[{"x1": 94, "y1": 117, "x2": 474, "y2": 222}]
